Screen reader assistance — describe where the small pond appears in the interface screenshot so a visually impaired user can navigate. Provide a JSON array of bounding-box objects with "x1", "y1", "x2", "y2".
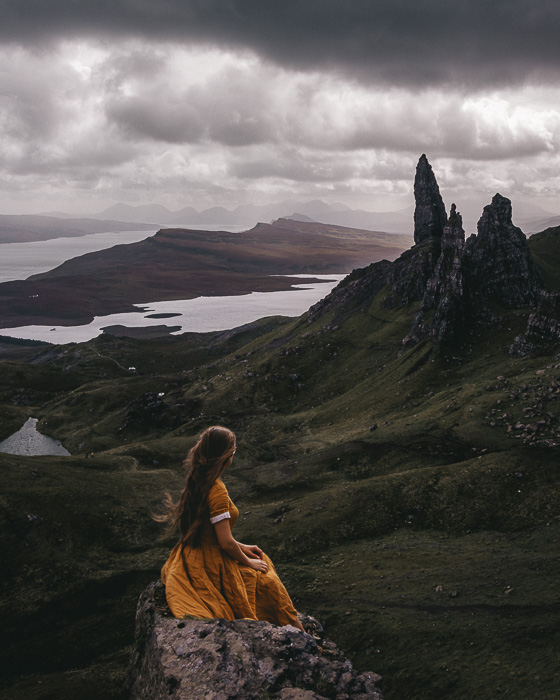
[{"x1": 0, "y1": 417, "x2": 71, "y2": 457}]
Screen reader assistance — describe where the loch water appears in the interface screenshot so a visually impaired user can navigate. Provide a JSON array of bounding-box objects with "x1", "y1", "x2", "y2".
[
  {"x1": 0, "y1": 226, "x2": 345, "y2": 344},
  {"x1": 0, "y1": 275, "x2": 344, "y2": 343},
  {"x1": 0, "y1": 417, "x2": 71, "y2": 457}
]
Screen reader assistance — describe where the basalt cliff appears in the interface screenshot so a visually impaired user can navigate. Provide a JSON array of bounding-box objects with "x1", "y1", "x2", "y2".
[{"x1": 307, "y1": 154, "x2": 557, "y2": 355}]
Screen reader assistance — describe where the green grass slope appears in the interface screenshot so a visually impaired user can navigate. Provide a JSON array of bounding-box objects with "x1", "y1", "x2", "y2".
[
  {"x1": 529, "y1": 225, "x2": 560, "y2": 291},
  {"x1": 1, "y1": 258, "x2": 559, "y2": 699}
]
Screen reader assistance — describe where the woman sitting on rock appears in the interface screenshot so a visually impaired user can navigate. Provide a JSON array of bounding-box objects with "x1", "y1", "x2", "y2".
[{"x1": 157, "y1": 425, "x2": 305, "y2": 631}]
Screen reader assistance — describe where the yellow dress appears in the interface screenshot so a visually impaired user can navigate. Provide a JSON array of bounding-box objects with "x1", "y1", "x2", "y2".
[{"x1": 161, "y1": 479, "x2": 299, "y2": 626}]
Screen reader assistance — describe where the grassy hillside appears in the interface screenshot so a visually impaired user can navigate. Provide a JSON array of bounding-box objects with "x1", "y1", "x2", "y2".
[
  {"x1": 1, "y1": 227, "x2": 559, "y2": 699},
  {"x1": 529, "y1": 225, "x2": 560, "y2": 291}
]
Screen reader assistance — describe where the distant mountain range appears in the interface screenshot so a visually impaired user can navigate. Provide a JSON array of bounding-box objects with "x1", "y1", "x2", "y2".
[
  {"x1": 524, "y1": 214, "x2": 560, "y2": 233},
  {"x1": 89, "y1": 199, "x2": 414, "y2": 235},
  {"x1": 74, "y1": 198, "x2": 560, "y2": 236},
  {"x1": 7, "y1": 199, "x2": 557, "y2": 246}
]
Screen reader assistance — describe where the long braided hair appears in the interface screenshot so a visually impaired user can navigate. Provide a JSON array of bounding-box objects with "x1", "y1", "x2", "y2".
[{"x1": 156, "y1": 426, "x2": 236, "y2": 548}]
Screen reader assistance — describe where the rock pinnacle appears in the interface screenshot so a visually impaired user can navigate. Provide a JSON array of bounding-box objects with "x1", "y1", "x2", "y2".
[{"x1": 413, "y1": 154, "x2": 447, "y2": 245}]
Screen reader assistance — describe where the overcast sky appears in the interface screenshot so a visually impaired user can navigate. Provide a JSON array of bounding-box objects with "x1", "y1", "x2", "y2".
[{"x1": 1, "y1": 0, "x2": 559, "y2": 221}]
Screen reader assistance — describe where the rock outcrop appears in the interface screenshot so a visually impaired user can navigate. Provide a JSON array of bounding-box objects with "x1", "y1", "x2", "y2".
[
  {"x1": 381, "y1": 154, "x2": 448, "y2": 309},
  {"x1": 464, "y1": 193, "x2": 543, "y2": 312},
  {"x1": 413, "y1": 154, "x2": 447, "y2": 245},
  {"x1": 382, "y1": 237, "x2": 442, "y2": 309},
  {"x1": 306, "y1": 157, "x2": 447, "y2": 322},
  {"x1": 303, "y1": 156, "x2": 546, "y2": 353},
  {"x1": 404, "y1": 192, "x2": 544, "y2": 348},
  {"x1": 404, "y1": 204, "x2": 466, "y2": 347},
  {"x1": 127, "y1": 581, "x2": 383, "y2": 700},
  {"x1": 510, "y1": 291, "x2": 560, "y2": 356}
]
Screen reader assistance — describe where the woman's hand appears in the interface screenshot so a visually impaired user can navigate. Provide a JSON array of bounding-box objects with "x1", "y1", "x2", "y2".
[
  {"x1": 247, "y1": 557, "x2": 268, "y2": 573},
  {"x1": 240, "y1": 543, "x2": 264, "y2": 560}
]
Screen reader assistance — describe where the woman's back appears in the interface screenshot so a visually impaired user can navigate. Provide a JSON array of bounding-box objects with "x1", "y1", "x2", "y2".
[{"x1": 158, "y1": 426, "x2": 303, "y2": 630}]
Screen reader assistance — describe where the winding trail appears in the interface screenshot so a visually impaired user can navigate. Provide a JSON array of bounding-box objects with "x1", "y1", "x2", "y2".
[{"x1": 92, "y1": 349, "x2": 134, "y2": 372}]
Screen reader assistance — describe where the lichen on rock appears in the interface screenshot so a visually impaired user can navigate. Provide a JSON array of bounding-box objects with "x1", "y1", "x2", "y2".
[{"x1": 127, "y1": 581, "x2": 383, "y2": 700}]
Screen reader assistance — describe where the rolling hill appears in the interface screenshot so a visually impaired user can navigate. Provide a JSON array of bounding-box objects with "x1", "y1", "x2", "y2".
[{"x1": 0, "y1": 219, "x2": 410, "y2": 328}]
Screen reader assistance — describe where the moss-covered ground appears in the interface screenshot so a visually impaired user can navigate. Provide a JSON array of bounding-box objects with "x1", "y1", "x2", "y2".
[{"x1": 1, "y1": 274, "x2": 559, "y2": 699}]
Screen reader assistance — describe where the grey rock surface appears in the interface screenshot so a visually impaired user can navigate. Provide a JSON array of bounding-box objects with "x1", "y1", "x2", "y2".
[
  {"x1": 404, "y1": 203, "x2": 466, "y2": 347},
  {"x1": 302, "y1": 157, "x2": 546, "y2": 354},
  {"x1": 465, "y1": 193, "x2": 543, "y2": 312},
  {"x1": 413, "y1": 153, "x2": 447, "y2": 245},
  {"x1": 510, "y1": 291, "x2": 560, "y2": 356},
  {"x1": 404, "y1": 192, "x2": 544, "y2": 348},
  {"x1": 127, "y1": 581, "x2": 383, "y2": 700}
]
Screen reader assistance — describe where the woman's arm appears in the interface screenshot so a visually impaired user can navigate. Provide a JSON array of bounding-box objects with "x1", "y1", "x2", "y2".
[
  {"x1": 213, "y1": 519, "x2": 268, "y2": 572},
  {"x1": 239, "y1": 543, "x2": 264, "y2": 560}
]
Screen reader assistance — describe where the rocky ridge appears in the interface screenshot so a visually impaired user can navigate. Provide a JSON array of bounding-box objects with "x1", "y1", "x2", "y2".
[
  {"x1": 128, "y1": 581, "x2": 383, "y2": 700},
  {"x1": 307, "y1": 156, "x2": 554, "y2": 354},
  {"x1": 465, "y1": 193, "x2": 542, "y2": 312}
]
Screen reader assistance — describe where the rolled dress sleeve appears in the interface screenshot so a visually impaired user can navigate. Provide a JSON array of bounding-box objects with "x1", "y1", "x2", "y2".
[{"x1": 208, "y1": 479, "x2": 231, "y2": 524}]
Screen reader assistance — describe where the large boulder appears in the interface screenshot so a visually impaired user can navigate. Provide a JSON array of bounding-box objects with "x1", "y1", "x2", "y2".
[{"x1": 127, "y1": 581, "x2": 383, "y2": 700}]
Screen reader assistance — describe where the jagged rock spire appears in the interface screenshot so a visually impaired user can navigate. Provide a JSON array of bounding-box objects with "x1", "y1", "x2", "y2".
[
  {"x1": 305, "y1": 163, "x2": 545, "y2": 356},
  {"x1": 465, "y1": 193, "x2": 542, "y2": 309},
  {"x1": 413, "y1": 154, "x2": 447, "y2": 245},
  {"x1": 404, "y1": 203, "x2": 466, "y2": 347}
]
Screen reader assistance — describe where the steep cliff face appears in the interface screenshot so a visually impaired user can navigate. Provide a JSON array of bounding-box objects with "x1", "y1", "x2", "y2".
[
  {"x1": 404, "y1": 204, "x2": 466, "y2": 347},
  {"x1": 383, "y1": 153, "x2": 447, "y2": 309},
  {"x1": 382, "y1": 238, "x2": 442, "y2": 309},
  {"x1": 128, "y1": 582, "x2": 383, "y2": 700},
  {"x1": 303, "y1": 156, "x2": 549, "y2": 354},
  {"x1": 404, "y1": 193, "x2": 544, "y2": 348},
  {"x1": 413, "y1": 154, "x2": 447, "y2": 246},
  {"x1": 464, "y1": 194, "x2": 543, "y2": 313},
  {"x1": 305, "y1": 155, "x2": 447, "y2": 323},
  {"x1": 305, "y1": 259, "x2": 393, "y2": 322}
]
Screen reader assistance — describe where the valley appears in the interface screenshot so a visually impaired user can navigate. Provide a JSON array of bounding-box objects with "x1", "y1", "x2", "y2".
[{"x1": 1, "y1": 157, "x2": 559, "y2": 700}]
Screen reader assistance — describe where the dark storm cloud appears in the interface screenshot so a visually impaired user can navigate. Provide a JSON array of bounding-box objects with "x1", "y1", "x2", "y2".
[
  {"x1": 104, "y1": 61, "x2": 275, "y2": 146},
  {"x1": 1, "y1": 0, "x2": 559, "y2": 88}
]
